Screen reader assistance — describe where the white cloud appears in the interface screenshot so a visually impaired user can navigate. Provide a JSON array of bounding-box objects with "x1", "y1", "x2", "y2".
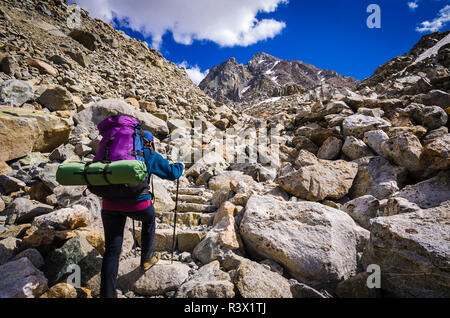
[
  {"x1": 72, "y1": 0, "x2": 288, "y2": 49},
  {"x1": 416, "y1": 4, "x2": 450, "y2": 32},
  {"x1": 408, "y1": 2, "x2": 419, "y2": 10},
  {"x1": 178, "y1": 61, "x2": 209, "y2": 85}
]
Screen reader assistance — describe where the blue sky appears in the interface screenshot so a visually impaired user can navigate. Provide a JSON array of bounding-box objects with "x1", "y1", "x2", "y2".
[{"x1": 72, "y1": 0, "x2": 450, "y2": 83}]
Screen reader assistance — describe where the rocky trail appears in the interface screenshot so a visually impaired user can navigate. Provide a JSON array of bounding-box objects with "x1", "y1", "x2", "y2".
[{"x1": 0, "y1": 0, "x2": 449, "y2": 299}]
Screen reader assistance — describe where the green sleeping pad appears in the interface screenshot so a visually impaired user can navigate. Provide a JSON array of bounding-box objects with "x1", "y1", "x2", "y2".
[{"x1": 56, "y1": 160, "x2": 148, "y2": 186}]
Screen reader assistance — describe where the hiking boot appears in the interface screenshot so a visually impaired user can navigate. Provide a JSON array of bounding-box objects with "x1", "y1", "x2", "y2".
[{"x1": 141, "y1": 252, "x2": 160, "y2": 271}]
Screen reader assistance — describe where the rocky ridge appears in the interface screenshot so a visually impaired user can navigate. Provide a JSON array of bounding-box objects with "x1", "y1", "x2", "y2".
[{"x1": 199, "y1": 52, "x2": 359, "y2": 107}]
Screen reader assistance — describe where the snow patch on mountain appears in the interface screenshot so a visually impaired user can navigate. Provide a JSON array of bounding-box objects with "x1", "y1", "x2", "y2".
[
  {"x1": 241, "y1": 86, "x2": 251, "y2": 94},
  {"x1": 413, "y1": 32, "x2": 450, "y2": 65},
  {"x1": 255, "y1": 96, "x2": 281, "y2": 105}
]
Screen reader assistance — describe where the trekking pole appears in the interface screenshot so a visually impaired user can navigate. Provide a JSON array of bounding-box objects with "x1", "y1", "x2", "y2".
[
  {"x1": 132, "y1": 219, "x2": 137, "y2": 257},
  {"x1": 171, "y1": 178, "x2": 180, "y2": 264}
]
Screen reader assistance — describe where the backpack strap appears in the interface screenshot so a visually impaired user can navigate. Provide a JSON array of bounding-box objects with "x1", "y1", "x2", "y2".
[
  {"x1": 143, "y1": 147, "x2": 156, "y2": 177},
  {"x1": 74, "y1": 161, "x2": 113, "y2": 186},
  {"x1": 81, "y1": 162, "x2": 93, "y2": 187},
  {"x1": 143, "y1": 147, "x2": 157, "y2": 203},
  {"x1": 128, "y1": 151, "x2": 145, "y2": 157},
  {"x1": 151, "y1": 174, "x2": 155, "y2": 204},
  {"x1": 102, "y1": 163, "x2": 113, "y2": 185},
  {"x1": 103, "y1": 136, "x2": 115, "y2": 162}
]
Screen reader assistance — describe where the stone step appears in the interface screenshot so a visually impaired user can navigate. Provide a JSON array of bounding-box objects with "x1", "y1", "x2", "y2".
[
  {"x1": 171, "y1": 194, "x2": 210, "y2": 204},
  {"x1": 160, "y1": 212, "x2": 202, "y2": 227},
  {"x1": 134, "y1": 228, "x2": 207, "y2": 252},
  {"x1": 178, "y1": 202, "x2": 216, "y2": 213},
  {"x1": 160, "y1": 212, "x2": 214, "y2": 227},
  {"x1": 175, "y1": 188, "x2": 205, "y2": 196},
  {"x1": 177, "y1": 230, "x2": 207, "y2": 253}
]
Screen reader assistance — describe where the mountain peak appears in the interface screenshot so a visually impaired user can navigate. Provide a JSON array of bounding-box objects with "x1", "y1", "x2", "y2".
[
  {"x1": 224, "y1": 57, "x2": 238, "y2": 64},
  {"x1": 200, "y1": 52, "x2": 359, "y2": 104},
  {"x1": 248, "y1": 52, "x2": 279, "y2": 64}
]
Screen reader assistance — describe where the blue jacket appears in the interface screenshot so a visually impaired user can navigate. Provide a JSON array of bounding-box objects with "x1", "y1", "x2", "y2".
[{"x1": 133, "y1": 148, "x2": 183, "y2": 201}]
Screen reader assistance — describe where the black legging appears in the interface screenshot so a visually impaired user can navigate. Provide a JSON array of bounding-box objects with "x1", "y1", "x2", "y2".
[{"x1": 100, "y1": 204, "x2": 156, "y2": 298}]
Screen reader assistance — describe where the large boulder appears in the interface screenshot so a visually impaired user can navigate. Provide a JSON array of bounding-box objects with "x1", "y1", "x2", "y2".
[
  {"x1": 176, "y1": 261, "x2": 235, "y2": 298},
  {"x1": 52, "y1": 186, "x2": 85, "y2": 208},
  {"x1": 43, "y1": 236, "x2": 102, "y2": 295},
  {"x1": 4, "y1": 198, "x2": 53, "y2": 224},
  {"x1": 40, "y1": 282, "x2": 92, "y2": 298},
  {"x1": 117, "y1": 257, "x2": 191, "y2": 296},
  {"x1": 208, "y1": 171, "x2": 256, "y2": 191},
  {"x1": 0, "y1": 106, "x2": 73, "y2": 161},
  {"x1": 73, "y1": 227, "x2": 105, "y2": 256},
  {"x1": 412, "y1": 90, "x2": 450, "y2": 108},
  {"x1": 185, "y1": 151, "x2": 229, "y2": 178},
  {"x1": 240, "y1": 195, "x2": 360, "y2": 291},
  {"x1": 39, "y1": 86, "x2": 76, "y2": 111},
  {"x1": 292, "y1": 135, "x2": 318, "y2": 154},
  {"x1": 420, "y1": 133, "x2": 450, "y2": 173},
  {"x1": 177, "y1": 230, "x2": 207, "y2": 252},
  {"x1": 362, "y1": 202, "x2": 450, "y2": 298},
  {"x1": 381, "y1": 133, "x2": 423, "y2": 172},
  {"x1": 64, "y1": 51, "x2": 91, "y2": 68},
  {"x1": 394, "y1": 170, "x2": 450, "y2": 209},
  {"x1": 0, "y1": 237, "x2": 20, "y2": 265},
  {"x1": 0, "y1": 257, "x2": 48, "y2": 298},
  {"x1": 1, "y1": 55, "x2": 21, "y2": 77},
  {"x1": 233, "y1": 259, "x2": 293, "y2": 298},
  {"x1": 342, "y1": 114, "x2": 391, "y2": 138},
  {"x1": 25, "y1": 58, "x2": 58, "y2": 77},
  {"x1": 0, "y1": 175, "x2": 26, "y2": 194},
  {"x1": 0, "y1": 109, "x2": 39, "y2": 162},
  {"x1": 403, "y1": 103, "x2": 448, "y2": 130},
  {"x1": 49, "y1": 144, "x2": 78, "y2": 162},
  {"x1": 40, "y1": 282, "x2": 77, "y2": 298},
  {"x1": 341, "y1": 195, "x2": 380, "y2": 230},
  {"x1": 289, "y1": 280, "x2": 331, "y2": 298},
  {"x1": 276, "y1": 150, "x2": 358, "y2": 201},
  {"x1": 350, "y1": 156, "x2": 407, "y2": 200},
  {"x1": 0, "y1": 162, "x2": 11, "y2": 175},
  {"x1": 167, "y1": 119, "x2": 191, "y2": 133},
  {"x1": 73, "y1": 99, "x2": 169, "y2": 139},
  {"x1": 298, "y1": 126, "x2": 341, "y2": 146},
  {"x1": 342, "y1": 136, "x2": 373, "y2": 160},
  {"x1": 69, "y1": 29, "x2": 98, "y2": 51},
  {"x1": 317, "y1": 136, "x2": 342, "y2": 160},
  {"x1": 152, "y1": 177, "x2": 175, "y2": 215},
  {"x1": 0, "y1": 224, "x2": 31, "y2": 240},
  {"x1": 381, "y1": 197, "x2": 421, "y2": 216},
  {"x1": 363, "y1": 130, "x2": 389, "y2": 156},
  {"x1": 335, "y1": 272, "x2": 378, "y2": 298},
  {"x1": 20, "y1": 227, "x2": 55, "y2": 252},
  {"x1": 212, "y1": 201, "x2": 240, "y2": 250},
  {"x1": 0, "y1": 79, "x2": 34, "y2": 106},
  {"x1": 38, "y1": 163, "x2": 60, "y2": 191},
  {"x1": 193, "y1": 204, "x2": 242, "y2": 264},
  {"x1": 12, "y1": 248, "x2": 45, "y2": 269},
  {"x1": 31, "y1": 205, "x2": 90, "y2": 231}
]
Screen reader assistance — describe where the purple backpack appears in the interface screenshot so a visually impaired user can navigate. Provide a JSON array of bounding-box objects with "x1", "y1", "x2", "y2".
[
  {"x1": 89, "y1": 115, "x2": 155, "y2": 199},
  {"x1": 93, "y1": 116, "x2": 152, "y2": 163}
]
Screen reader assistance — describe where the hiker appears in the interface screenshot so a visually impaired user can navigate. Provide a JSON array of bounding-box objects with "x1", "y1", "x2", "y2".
[{"x1": 99, "y1": 131, "x2": 184, "y2": 298}]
